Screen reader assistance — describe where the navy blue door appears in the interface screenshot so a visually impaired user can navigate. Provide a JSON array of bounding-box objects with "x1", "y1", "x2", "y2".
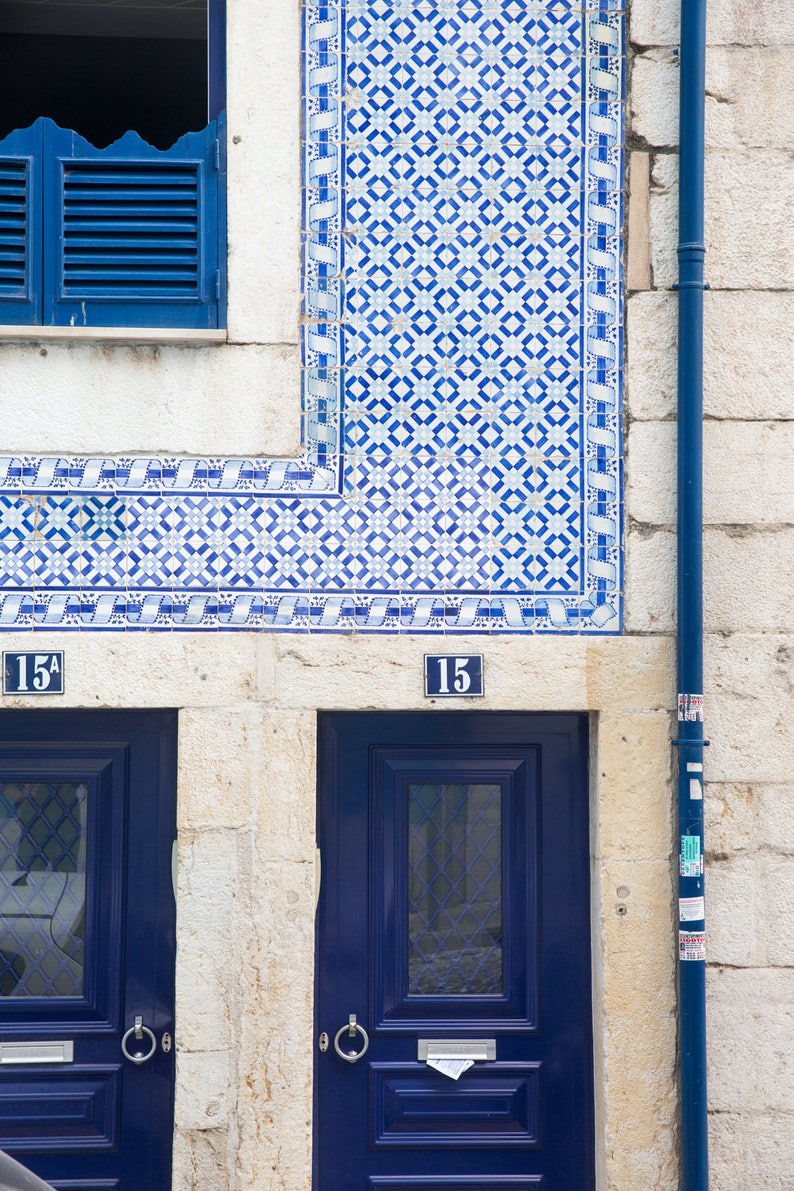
[
  {"x1": 315, "y1": 712, "x2": 594, "y2": 1190},
  {"x1": 0, "y1": 710, "x2": 177, "y2": 1191}
]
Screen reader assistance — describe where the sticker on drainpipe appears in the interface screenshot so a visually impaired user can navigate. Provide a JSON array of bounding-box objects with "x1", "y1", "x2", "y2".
[
  {"x1": 689, "y1": 778, "x2": 703, "y2": 800},
  {"x1": 678, "y1": 693, "x2": 704, "y2": 721},
  {"x1": 679, "y1": 931, "x2": 706, "y2": 962},
  {"x1": 679, "y1": 896, "x2": 705, "y2": 922},
  {"x1": 680, "y1": 835, "x2": 703, "y2": 877}
]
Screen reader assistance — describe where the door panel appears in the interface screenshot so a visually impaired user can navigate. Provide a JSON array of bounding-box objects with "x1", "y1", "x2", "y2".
[
  {"x1": 0, "y1": 711, "x2": 177, "y2": 1191},
  {"x1": 316, "y1": 712, "x2": 594, "y2": 1190}
]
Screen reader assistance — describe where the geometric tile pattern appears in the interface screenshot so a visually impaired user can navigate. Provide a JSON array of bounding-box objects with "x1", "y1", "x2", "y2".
[{"x1": 0, "y1": 0, "x2": 623, "y2": 632}]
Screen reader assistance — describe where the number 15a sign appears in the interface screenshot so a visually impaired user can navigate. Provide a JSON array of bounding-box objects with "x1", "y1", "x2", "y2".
[
  {"x1": 3, "y1": 651, "x2": 65, "y2": 695},
  {"x1": 424, "y1": 654, "x2": 484, "y2": 698}
]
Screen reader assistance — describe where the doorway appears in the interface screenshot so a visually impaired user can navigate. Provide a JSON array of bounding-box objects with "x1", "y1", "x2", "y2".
[
  {"x1": 315, "y1": 711, "x2": 595, "y2": 1189},
  {"x1": 0, "y1": 709, "x2": 177, "y2": 1191}
]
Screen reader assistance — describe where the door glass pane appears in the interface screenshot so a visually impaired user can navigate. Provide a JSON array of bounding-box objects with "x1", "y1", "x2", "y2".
[
  {"x1": 0, "y1": 781, "x2": 88, "y2": 997},
  {"x1": 407, "y1": 782, "x2": 503, "y2": 996}
]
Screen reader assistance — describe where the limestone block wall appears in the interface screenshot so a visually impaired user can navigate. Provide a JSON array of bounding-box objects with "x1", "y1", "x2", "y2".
[
  {"x1": 628, "y1": 0, "x2": 794, "y2": 1186},
  {"x1": 0, "y1": 632, "x2": 679, "y2": 1191}
]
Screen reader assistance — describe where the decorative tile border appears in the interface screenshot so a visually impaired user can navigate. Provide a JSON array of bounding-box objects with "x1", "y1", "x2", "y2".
[{"x1": 0, "y1": 0, "x2": 623, "y2": 632}]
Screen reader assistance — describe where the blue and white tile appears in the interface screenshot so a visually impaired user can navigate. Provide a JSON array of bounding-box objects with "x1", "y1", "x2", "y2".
[{"x1": 0, "y1": 0, "x2": 624, "y2": 633}]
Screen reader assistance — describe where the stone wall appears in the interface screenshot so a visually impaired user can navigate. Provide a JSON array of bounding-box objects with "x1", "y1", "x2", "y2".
[
  {"x1": 0, "y1": 632, "x2": 678, "y2": 1190},
  {"x1": 629, "y1": 0, "x2": 794, "y2": 1186}
]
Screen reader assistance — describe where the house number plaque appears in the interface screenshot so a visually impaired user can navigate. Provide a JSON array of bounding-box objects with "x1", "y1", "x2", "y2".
[
  {"x1": 424, "y1": 655, "x2": 484, "y2": 698},
  {"x1": 3, "y1": 651, "x2": 65, "y2": 695}
]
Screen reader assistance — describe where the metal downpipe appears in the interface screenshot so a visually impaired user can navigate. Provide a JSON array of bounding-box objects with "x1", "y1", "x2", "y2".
[{"x1": 675, "y1": 1, "x2": 709, "y2": 1188}]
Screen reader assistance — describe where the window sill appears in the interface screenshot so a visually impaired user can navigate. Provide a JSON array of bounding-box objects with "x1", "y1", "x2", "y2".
[{"x1": 0, "y1": 326, "x2": 227, "y2": 345}]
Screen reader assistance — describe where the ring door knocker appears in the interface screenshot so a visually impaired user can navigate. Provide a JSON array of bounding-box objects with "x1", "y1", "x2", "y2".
[
  {"x1": 333, "y1": 1013, "x2": 369, "y2": 1063},
  {"x1": 121, "y1": 1015, "x2": 158, "y2": 1065}
]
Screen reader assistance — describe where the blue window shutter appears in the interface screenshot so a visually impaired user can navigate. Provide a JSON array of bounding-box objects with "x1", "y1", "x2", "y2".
[
  {"x1": 43, "y1": 120, "x2": 222, "y2": 329},
  {"x1": 0, "y1": 121, "x2": 43, "y2": 325}
]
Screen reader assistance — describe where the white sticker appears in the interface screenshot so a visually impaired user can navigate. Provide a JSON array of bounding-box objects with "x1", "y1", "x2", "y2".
[
  {"x1": 689, "y1": 778, "x2": 703, "y2": 800},
  {"x1": 426, "y1": 1057, "x2": 474, "y2": 1081},
  {"x1": 679, "y1": 896, "x2": 705, "y2": 922},
  {"x1": 687, "y1": 762, "x2": 703, "y2": 773},
  {"x1": 679, "y1": 930, "x2": 706, "y2": 961},
  {"x1": 678, "y1": 694, "x2": 704, "y2": 722}
]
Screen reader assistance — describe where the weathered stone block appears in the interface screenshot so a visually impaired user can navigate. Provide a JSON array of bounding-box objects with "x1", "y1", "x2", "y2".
[
  {"x1": 627, "y1": 151, "x2": 652, "y2": 291},
  {"x1": 256, "y1": 710, "x2": 317, "y2": 864},
  {"x1": 595, "y1": 858, "x2": 678, "y2": 1190},
  {"x1": 0, "y1": 633, "x2": 258, "y2": 711},
  {"x1": 704, "y1": 783, "x2": 754, "y2": 856},
  {"x1": 707, "y1": 968, "x2": 794, "y2": 1112},
  {"x1": 706, "y1": 857, "x2": 759, "y2": 967},
  {"x1": 625, "y1": 528, "x2": 675, "y2": 634},
  {"x1": 627, "y1": 291, "x2": 676, "y2": 421},
  {"x1": 581, "y1": 638, "x2": 674, "y2": 712},
  {"x1": 631, "y1": 0, "x2": 794, "y2": 47},
  {"x1": 627, "y1": 421, "x2": 676, "y2": 526},
  {"x1": 631, "y1": 259, "x2": 794, "y2": 428},
  {"x1": 760, "y1": 856, "x2": 794, "y2": 966},
  {"x1": 704, "y1": 528, "x2": 794, "y2": 633},
  {"x1": 631, "y1": 51, "x2": 678, "y2": 148},
  {"x1": 178, "y1": 708, "x2": 261, "y2": 831},
  {"x1": 172, "y1": 1128, "x2": 230, "y2": 1191},
  {"x1": 175, "y1": 1051, "x2": 232, "y2": 1131},
  {"x1": 704, "y1": 423, "x2": 794, "y2": 525},
  {"x1": 706, "y1": 49, "x2": 794, "y2": 150},
  {"x1": 648, "y1": 177, "x2": 678, "y2": 292},
  {"x1": 235, "y1": 860, "x2": 315, "y2": 1191},
  {"x1": 706, "y1": 152, "x2": 794, "y2": 290},
  {"x1": 709, "y1": 1111, "x2": 794, "y2": 1191},
  {"x1": 704, "y1": 293, "x2": 794, "y2": 420},
  {"x1": 595, "y1": 713, "x2": 672, "y2": 861},
  {"x1": 175, "y1": 832, "x2": 239, "y2": 1053},
  {"x1": 756, "y1": 785, "x2": 794, "y2": 854},
  {"x1": 271, "y1": 634, "x2": 674, "y2": 715},
  {"x1": 705, "y1": 635, "x2": 794, "y2": 783},
  {"x1": 629, "y1": 0, "x2": 679, "y2": 48}
]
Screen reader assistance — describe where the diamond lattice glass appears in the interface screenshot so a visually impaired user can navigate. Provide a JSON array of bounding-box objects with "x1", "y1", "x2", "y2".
[
  {"x1": 407, "y1": 782, "x2": 503, "y2": 996},
  {"x1": 0, "y1": 782, "x2": 88, "y2": 997}
]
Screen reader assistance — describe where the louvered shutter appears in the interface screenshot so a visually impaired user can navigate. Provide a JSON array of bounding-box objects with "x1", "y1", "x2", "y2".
[
  {"x1": 0, "y1": 123, "x2": 43, "y2": 324},
  {"x1": 43, "y1": 118, "x2": 223, "y2": 328}
]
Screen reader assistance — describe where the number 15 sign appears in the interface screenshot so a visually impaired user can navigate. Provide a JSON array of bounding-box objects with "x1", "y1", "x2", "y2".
[{"x1": 424, "y1": 655, "x2": 484, "y2": 698}]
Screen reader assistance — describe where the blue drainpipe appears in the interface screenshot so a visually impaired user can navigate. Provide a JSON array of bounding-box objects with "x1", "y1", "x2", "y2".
[{"x1": 675, "y1": 1, "x2": 708, "y2": 1188}]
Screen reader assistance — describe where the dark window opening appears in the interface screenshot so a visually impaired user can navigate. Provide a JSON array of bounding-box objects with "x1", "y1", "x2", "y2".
[
  {"x1": 0, "y1": 0, "x2": 220, "y2": 150},
  {"x1": 0, "y1": 0, "x2": 226, "y2": 328}
]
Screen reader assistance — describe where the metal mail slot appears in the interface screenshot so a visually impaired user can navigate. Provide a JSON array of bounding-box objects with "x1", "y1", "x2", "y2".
[
  {"x1": 417, "y1": 1039, "x2": 496, "y2": 1063},
  {"x1": 0, "y1": 1040, "x2": 74, "y2": 1065}
]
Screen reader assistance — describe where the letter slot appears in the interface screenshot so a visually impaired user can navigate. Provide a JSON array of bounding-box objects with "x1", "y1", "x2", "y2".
[
  {"x1": 417, "y1": 1038, "x2": 496, "y2": 1080},
  {"x1": 417, "y1": 1039, "x2": 496, "y2": 1062},
  {"x1": 0, "y1": 1040, "x2": 74, "y2": 1064}
]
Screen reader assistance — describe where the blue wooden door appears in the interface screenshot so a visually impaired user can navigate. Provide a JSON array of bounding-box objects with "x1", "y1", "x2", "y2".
[
  {"x1": 315, "y1": 712, "x2": 594, "y2": 1190},
  {"x1": 0, "y1": 710, "x2": 177, "y2": 1191}
]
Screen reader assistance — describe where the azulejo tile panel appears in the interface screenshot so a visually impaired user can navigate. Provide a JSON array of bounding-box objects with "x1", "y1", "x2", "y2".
[{"x1": 0, "y1": 0, "x2": 623, "y2": 632}]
